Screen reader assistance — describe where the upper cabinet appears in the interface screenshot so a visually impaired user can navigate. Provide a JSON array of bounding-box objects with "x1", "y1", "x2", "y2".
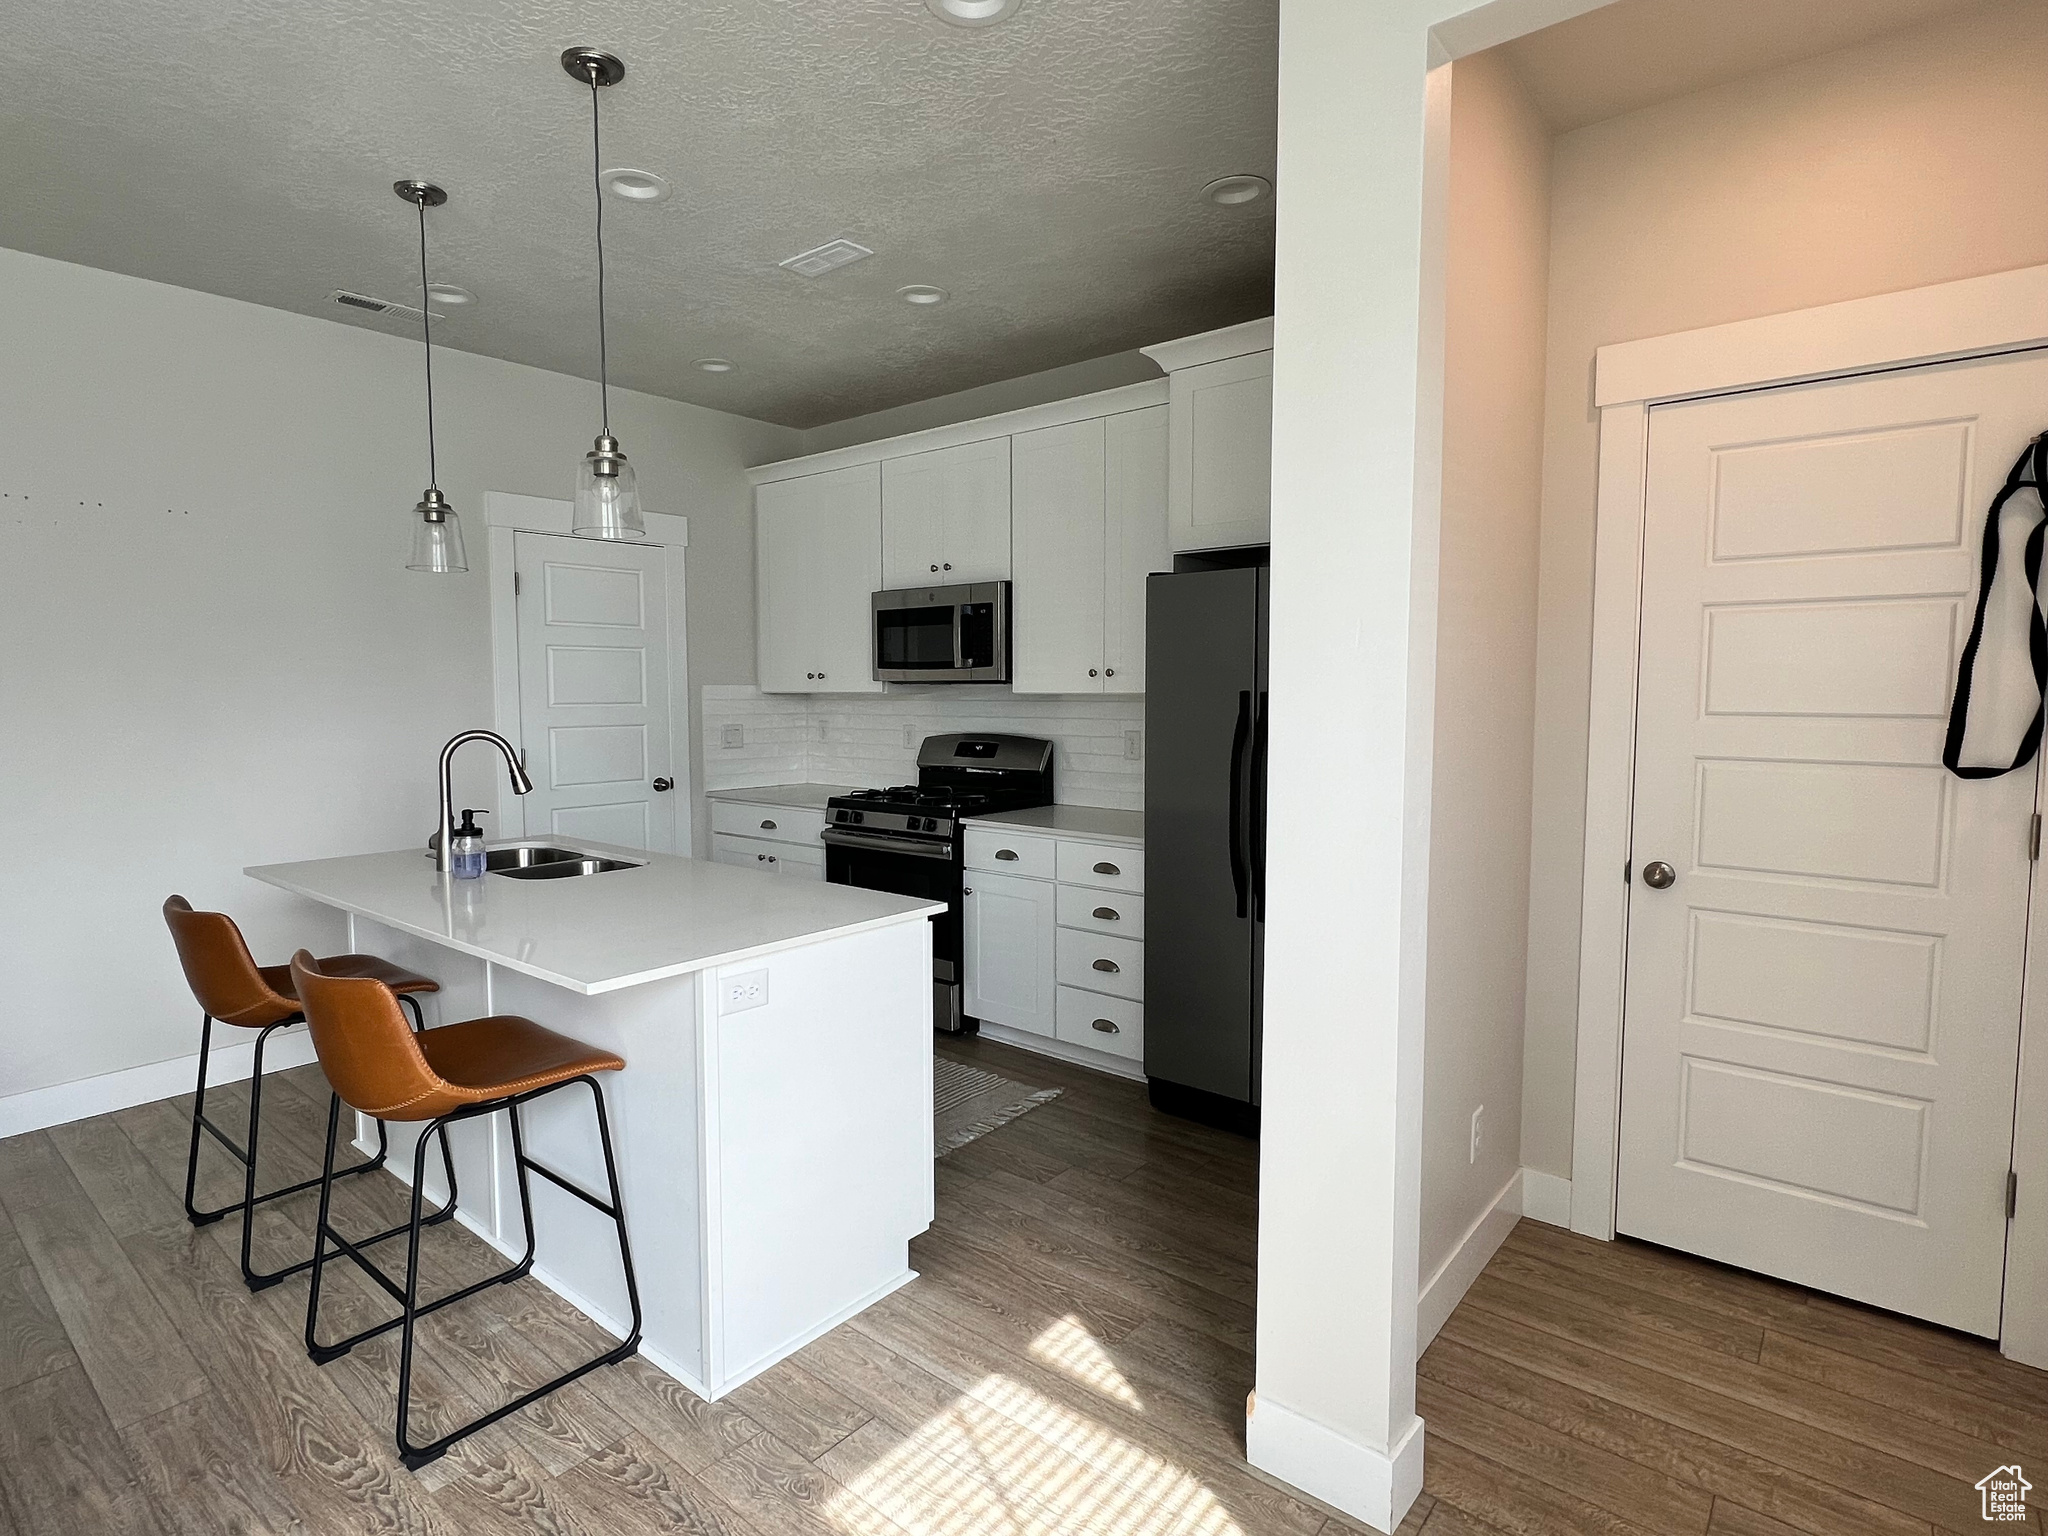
[
  {"x1": 1141, "y1": 319, "x2": 1274, "y2": 554},
  {"x1": 1011, "y1": 406, "x2": 1168, "y2": 695},
  {"x1": 755, "y1": 463, "x2": 885, "y2": 694},
  {"x1": 881, "y1": 438, "x2": 1011, "y2": 587}
]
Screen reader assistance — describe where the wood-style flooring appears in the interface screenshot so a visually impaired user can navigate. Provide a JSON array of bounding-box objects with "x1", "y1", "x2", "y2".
[{"x1": 0, "y1": 1031, "x2": 2042, "y2": 1534}]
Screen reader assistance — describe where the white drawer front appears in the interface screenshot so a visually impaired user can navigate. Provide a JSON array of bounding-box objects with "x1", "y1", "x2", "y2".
[
  {"x1": 964, "y1": 827, "x2": 1056, "y2": 879},
  {"x1": 712, "y1": 801, "x2": 828, "y2": 848},
  {"x1": 1056, "y1": 986, "x2": 1143, "y2": 1063},
  {"x1": 1056, "y1": 928, "x2": 1144, "y2": 1002},
  {"x1": 1056, "y1": 884, "x2": 1144, "y2": 939},
  {"x1": 712, "y1": 833, "x2": 801, "y2": 874},
  {"x1": 1056, "y1": 840, "x2": 1143, "y2": 893}
]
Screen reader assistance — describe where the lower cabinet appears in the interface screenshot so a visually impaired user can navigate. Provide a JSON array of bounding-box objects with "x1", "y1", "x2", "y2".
[
  {"x1": 711, "y1": 832, "x2": 823, "y2": 879},
  {"x1": 961, "y1": 870, "x2": 1057, "y2": 1037},
  {"x1": 709, "y1": 801, "x2": 828, "y2": 880},
  {"x1": 963, "y1": 828, "x2": 1144, "y2": 1068}
]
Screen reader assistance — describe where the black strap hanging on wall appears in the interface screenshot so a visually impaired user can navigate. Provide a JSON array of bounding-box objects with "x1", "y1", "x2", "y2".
[{"x1": 1944, "y1": 433, "x2": 2048, "y2": 779}]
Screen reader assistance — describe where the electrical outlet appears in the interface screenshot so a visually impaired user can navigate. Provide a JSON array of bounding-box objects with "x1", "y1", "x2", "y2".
[
  {"x1": 720, "y1": 969, "x2": 768, "y2": 1014},
  {"x1": 721, "y1": 723, "x2": 744, "y2": 749},
  {"x1": 902, "y1": 722, "x2": 916, "y2": 748},
  {"x1": 1124, "y1": 729, "x2": 1143, "y2": 762},
  {"x1": 1470, "y1": 1105, "x2": 1484, "y2": 1164}
]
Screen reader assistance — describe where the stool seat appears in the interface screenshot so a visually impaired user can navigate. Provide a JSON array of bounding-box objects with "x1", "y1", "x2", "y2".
[
  {"x1": 418, "y1": 1016, "x2": 625, "y2": 1106},
  {"x1": 257, "y1": 955, "x2": 440, "y2": 1004}
]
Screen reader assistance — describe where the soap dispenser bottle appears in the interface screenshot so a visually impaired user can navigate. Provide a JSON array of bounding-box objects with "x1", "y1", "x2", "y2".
[{"x1": 450, "y1": 809, "x2": 488, "y2": 880}]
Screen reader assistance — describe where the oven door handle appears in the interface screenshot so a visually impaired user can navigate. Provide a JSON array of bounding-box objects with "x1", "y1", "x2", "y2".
[{"x1": 821, "y1": 828, "x2": 957, "y2": 861}]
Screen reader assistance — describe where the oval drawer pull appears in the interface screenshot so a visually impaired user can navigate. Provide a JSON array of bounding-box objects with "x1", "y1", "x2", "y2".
[
  {"x1": 1092, "y1": 958, "x2": 1119, "y2": 974},
  {"x1": 1091, "y1": 1019, "x2": 1120, "y2": 1035},
  {"x1": 1092, "y1": 906, "x2": 1120, "y2": 921},
  {"x1": 995, "y1": 849, "x2": 1020, "y2": 861},
  {"x1": 1093, "y1": 861, "x2": 1120, "y2": 875},
  {"x1": 761, "y1": 819, "x2": 777, "y2": 830}
]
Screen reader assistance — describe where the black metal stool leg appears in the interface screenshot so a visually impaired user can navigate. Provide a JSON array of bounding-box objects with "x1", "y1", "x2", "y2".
[{"x1": 183, "y1": 1011, "x2": 224, "y2": 1226}]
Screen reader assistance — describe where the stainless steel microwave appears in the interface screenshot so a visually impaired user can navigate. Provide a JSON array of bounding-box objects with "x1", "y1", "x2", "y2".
[{"x1": 872, "y1": 581, "x2": 1010, "y2": 683}]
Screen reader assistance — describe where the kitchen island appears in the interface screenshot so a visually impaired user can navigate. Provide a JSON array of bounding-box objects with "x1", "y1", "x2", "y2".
[{"x1": 245, "y1": 839, "x2": 944, "y2": 1400}]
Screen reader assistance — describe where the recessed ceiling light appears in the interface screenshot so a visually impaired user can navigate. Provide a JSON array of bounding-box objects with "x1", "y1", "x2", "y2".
[
  {"x1": 926, "y1": 0, "x2": 1022, "y2": 26},
  {"x1": 695, "y1": 358, "x2": 735, "y2": 373},
  {"x1": 1203, "y1": 174, "x2": 1272, "y2": 206},
  {"x1": 897, "y1": 285, "x2": 949, "y2": 306},
  {"x1": 425, "y1": 283, "x2": 475, "y2": 308},
  {"x1": 600, "y1": 167, "x2": 672, "y2": 203}
]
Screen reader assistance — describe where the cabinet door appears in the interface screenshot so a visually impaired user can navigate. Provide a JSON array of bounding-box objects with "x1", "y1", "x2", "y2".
[
  {"x1": 1167, "y1": 351, "x2": 1272, "y2": 552},
  {"x1": 712, "y1": 833, "x2": 784, "y2": 872},
  {"x1": 755, "y1": 464, "x2": 884, "y2": 694},
  {"x1": 882, "y1": 438, "x2": 1012, "y2": 586},
  {"x1": 1010, "y1": 419, "x2": 1106, "y2": 694},
  {"x1": 1102, "y1": 404, "x2": 1169, "y2": 692},
  {"x1": 961, "y1": 870, "x2": 1056, "y2": 1037}
]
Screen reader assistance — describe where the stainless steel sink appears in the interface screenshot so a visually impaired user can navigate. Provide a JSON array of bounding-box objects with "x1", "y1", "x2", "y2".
[{"x1": 486, "y1": 846, "x2": 638, "y2": 880}]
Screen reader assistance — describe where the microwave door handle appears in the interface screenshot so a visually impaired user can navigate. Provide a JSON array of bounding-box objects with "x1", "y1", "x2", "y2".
[
  {"x1": 1228, "y1": 689, "x2": 1251, "y2": 919},
  {"x1": 953, "y1": 603, "x2": 967, "y2": 671}
]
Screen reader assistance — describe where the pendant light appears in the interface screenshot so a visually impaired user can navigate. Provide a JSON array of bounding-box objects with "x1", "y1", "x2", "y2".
[
  {"x1": 397, "y1": 180, "x2": 467, "y2": 572},
  {"x1": 562, "y1": 47, "x2": 645, "y2": 540}
]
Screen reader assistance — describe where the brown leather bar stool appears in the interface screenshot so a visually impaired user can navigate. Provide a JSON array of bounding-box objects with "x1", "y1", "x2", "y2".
[
  {"x1": 162, "y1": 895, "x2": 458, "y2": 1290},
  {"x1": 290, "y1": 950, "x2": 642, "y2": 1470}
]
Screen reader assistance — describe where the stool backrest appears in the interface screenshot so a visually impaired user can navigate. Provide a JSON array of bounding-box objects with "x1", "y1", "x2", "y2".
[
  {"x1": 162, "y1": 895, "x2": 298, "y2": 1027},
  {"x1": 289, "y1": 950, "x2": 445, "y2": 1119}
]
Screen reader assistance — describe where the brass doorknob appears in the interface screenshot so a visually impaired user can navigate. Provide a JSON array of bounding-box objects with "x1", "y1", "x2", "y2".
[{"x1": 1642, "y1": 861, "x2": 1676, "y2": 890}]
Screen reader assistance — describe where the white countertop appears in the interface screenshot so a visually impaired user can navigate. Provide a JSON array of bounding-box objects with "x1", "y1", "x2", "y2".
[
  {"x1": 705, "y1": 783, "x2": 861, "y2": 811},
  {"x1": 246, "y1": 840, "x2": 943, "y2": 996},
  {"x1": 962, "y1": 805, "x2": 1145, "y2": 846}
]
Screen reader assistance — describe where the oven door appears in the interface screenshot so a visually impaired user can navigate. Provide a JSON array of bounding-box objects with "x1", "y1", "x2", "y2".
[
  {"x1": 823, "y1": 830, "x2": 962, "y2": 975},
  {"x1": 872, "y1": 583, "x2": 1009, "y2": 683}
]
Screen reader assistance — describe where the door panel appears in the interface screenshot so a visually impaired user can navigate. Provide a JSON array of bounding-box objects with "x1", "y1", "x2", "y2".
[
  {"x1": 881, "y1": 439, "x2": 1011, "y2": 586},
  {"x1": 515, "y1": 532, "x2": 674, "y2": 853},
  {"x1": 1618, "y1": 351, "x2": 2048, "y2": 1335},
  {"x1": 755, "y1": 465, "x2": 884, "y2": 695},
  {"x1": 962, "y1": 871, "x2": 1056, "y2": 1037},
  {"x1": 1011, "y1": 419, "x2": 1106, "y2": 694},
  {"x1": 1103, "y1": 405, "x2": 1170, "y2": 693}
]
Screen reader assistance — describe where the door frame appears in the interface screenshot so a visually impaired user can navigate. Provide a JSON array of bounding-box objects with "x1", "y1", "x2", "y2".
[
  {"x1": 1569, "y1": 263, "x2": 2048, "y2": 1364},
  {"x1": 482, "y1": 492, "x2": 694, "y2": 856}
]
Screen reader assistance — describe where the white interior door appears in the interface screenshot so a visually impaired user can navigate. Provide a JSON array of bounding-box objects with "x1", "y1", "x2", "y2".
[
  {"x1": 1618, "y1": 350, "x2": 2048, "y2": 1335},
  {"x1": 514, "y1": 531, "x2": 676, "y2": 852}
]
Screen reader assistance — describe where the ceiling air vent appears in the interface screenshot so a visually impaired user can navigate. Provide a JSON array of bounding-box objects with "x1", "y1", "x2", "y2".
[
  {"x1": 330, "y1": 289, "x2": 444, "y2": 322},
  {"x1": 778, "y1": 239, "x2": 873, "y2": 278}
]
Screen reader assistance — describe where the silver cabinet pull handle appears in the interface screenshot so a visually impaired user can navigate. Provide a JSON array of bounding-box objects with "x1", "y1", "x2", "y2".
[
  {"x1": 1091, "y1": 1019, "x2": 1119, "y2": 1034},
  {"x1": 1093, "y1": 861, "x2": 1119, "y2": 875},
  {"x1": 1092, "y1": 958, "x2": 1119, "y2": 974},
  {"x1": 768, "y1": 855, "x2": 778, "y2": 863},
  {"x1": 1093, "y1": 906, "x2": 1119, "y2": 921},
  {"x1": 1089, "y1": 669, "x2": 1098, "y2": 677},
  {"x1": 995, "y1": 849, "x2": 1019, "y2": 861},
  {"x1": 756, "y1": 854, "x2": 767, "y2": 862},
  {"x1": 761, "y1": 819, "x2": 777, "y2": 830},
  {"x1": 1104, "y1": 668, "x2": 1114, "y2": 677}
]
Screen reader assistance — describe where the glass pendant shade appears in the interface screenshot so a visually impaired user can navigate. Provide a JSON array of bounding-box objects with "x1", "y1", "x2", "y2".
[
  {"x1": 407, "y1": 492, "x2": 468, "y2": 572},
  {"x1": 573, "y1": 434, "x2": 646, "y2": 538}
]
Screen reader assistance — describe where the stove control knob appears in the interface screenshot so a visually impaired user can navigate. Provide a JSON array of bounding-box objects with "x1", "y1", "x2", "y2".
[{"x1": 852, "y1": 811, "x2": 865, "y2": 824}]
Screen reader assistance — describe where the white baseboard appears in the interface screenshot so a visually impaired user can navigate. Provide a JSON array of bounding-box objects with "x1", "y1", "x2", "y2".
[
  {"x1": 1520, "y1": 1168, "x2": 1573, "y2": 1228},
  {"x1": 1246, "y1": 1395, "x2": 1425, "y2": 1533},
  {"x1": 975, "y1": 1021, "x2": 1146, "y2": 1082},
  {"x1": 0, "y1": 1027, "x2": 321, "y2": 1139},
  {"x1": 1418, "y1": 1168, "x2": 1522, "y2": 1351}
]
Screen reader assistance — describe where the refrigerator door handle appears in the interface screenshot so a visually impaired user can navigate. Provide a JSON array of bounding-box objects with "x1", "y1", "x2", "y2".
[
  {"x1": 1228, "y1": 689, "x2": 1252, "y2": 919},
  {"x1": 1251, "y1": 689, "x2": 1269, "y2": 922}
]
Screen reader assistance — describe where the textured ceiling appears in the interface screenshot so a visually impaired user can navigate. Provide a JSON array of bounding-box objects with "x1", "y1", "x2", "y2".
[
  {"x1": 1499, "y1": 0, "x2": 1997, "y2": 131},
  {"x1": 0, "y1": 0, "x2": 1277, "y2": 428}
]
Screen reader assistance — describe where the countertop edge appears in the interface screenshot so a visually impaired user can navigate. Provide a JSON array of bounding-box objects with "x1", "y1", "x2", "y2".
[{"x1": 959, "y1": 808, "x2": 1145, "y2": 847}]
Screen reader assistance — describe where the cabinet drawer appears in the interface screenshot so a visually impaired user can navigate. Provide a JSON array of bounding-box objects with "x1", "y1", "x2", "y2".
[
  {"x1": 1056, "y1": 929, "x2": 1143, "y2": 1002},
  {"x1": 712, "y1": 802, "x2": 827, "y2": 847},
  {"x1": 1055, "y1": 884, "x2": 1144, "y2": 939},
  {"x1": 1055, "y1": 987, "x2": 1143, "y2": 1063},
  {"x1": 1055, "y1": 841, "x2": 1143, "y2": 893},
  {"x1": 964, "y1": 828, "x2": 1055, "y2": 879},
  {"x1": 712, "y1": 834, "x2": 800, "y2": 874}
]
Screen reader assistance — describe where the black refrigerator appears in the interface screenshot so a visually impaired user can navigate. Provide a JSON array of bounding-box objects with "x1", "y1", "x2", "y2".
[{"x1": 1143, "y1": 566, "x2": 1267, "y2": 1135}]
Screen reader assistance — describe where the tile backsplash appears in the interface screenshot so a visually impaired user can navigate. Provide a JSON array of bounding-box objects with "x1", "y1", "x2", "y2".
[{"x1": 702, "y1": 686, "x2": 1145, "y2": 810}]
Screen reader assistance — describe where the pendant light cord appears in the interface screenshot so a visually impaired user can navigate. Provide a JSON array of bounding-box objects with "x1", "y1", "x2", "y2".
[
  {"x1": 416, "y1": 195, "x2": 439, "y2": 490},
  {"x1": 590, "y1": 73, "x2": 610, "y2": 437}
]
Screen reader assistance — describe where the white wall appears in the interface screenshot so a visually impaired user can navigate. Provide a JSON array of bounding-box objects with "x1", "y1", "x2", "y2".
[
  {"x1": 0, "y1": 248, "x2": 796, "y2": 1108},
  {"x1": 701, "y1": 686, "x2": 1146, "y2": 810},
  {"x1": 1519, "y1": 0, "x2": 2048, "y2": 1180},
  {"x1": 1419, "y1": 49, "x2": 1549, "y2": 1310},
  {"x1": 796, "y1": 351, "x2": 1162, "y2": 454}
]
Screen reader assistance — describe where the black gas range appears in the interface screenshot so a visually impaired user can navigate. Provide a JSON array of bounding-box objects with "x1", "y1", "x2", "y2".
[{"x1": 823, "y1": 734, "x2": 1054, "y2": 1032}]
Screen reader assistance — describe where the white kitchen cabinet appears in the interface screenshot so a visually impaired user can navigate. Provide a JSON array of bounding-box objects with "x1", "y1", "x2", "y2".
[
  {"x1": 1142, "y1": 319, "x2": 1274, "y2": 554},
  {"x1": 881, "y1": 438, "x2": 1011, "y2": 587},
  {"x1": 755, "y1": 463, "x2": 884, "y2": 694},
  {"x1": 1011, "y1": 407, "x2": 1169, "y2": 696},
  {"x1": 961, "y1": 869, "x2": 1057, "y2": 1038},
  {"x1": 711, "y1": 832, "x2": 826, "y2": 881}
]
